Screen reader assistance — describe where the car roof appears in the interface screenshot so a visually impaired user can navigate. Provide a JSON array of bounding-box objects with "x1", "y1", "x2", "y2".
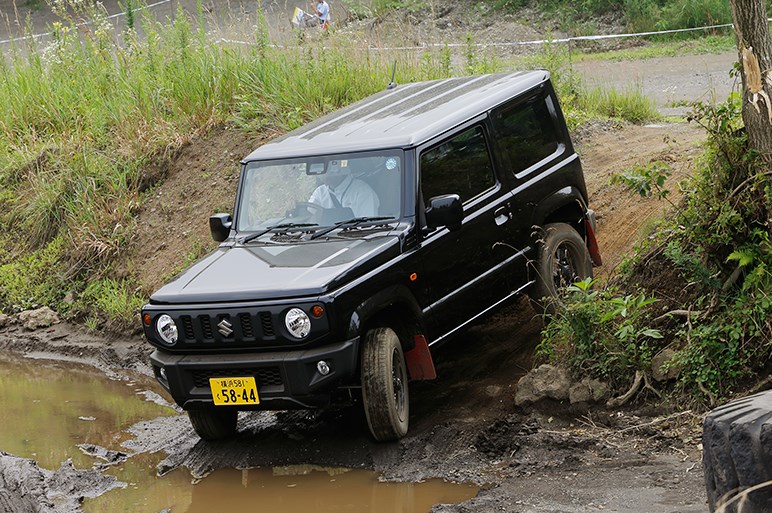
[{"x1": 242, "y1": 70, "x2": 550, "y2": 163}]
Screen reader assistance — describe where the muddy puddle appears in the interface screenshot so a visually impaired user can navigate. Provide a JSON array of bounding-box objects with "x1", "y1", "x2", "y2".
[{"x1": 0, "y1": 352, "x2": 478, "y2": 512}]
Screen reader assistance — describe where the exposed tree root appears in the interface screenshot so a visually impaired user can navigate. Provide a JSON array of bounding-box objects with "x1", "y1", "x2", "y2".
[{"x1": 607, "y1": 370, "x2": 643, "y2": 407}]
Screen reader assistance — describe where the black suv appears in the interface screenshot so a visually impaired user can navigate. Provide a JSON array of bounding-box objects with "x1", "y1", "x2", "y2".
[{"x1": 141, "y1": 71, "x2": 602, "y2": 441}]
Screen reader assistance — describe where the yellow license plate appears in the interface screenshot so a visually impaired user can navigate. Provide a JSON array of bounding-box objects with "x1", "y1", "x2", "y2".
[{"x1": 209, "y1": 377, "x2": 259, "y2": 406}]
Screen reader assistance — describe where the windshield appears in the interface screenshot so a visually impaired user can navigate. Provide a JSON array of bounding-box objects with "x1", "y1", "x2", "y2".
[{"x1": 236, "y1": 150, "x2": 404, "y2": 232}]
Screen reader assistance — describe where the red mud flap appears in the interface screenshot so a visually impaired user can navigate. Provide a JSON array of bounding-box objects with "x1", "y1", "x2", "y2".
[
  {"x1": 405, "y1": 335, "x2": 436, "y2": 381},
  {"x1": 585, "y1": 215, "x2": 603, "y2": 267}
]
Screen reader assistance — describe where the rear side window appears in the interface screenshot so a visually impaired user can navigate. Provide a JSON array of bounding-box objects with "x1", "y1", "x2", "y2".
[
  {"x1": 492, "y1": 96, "x2": 560, "y2": 174},
  {"x1": 420, "y1": 125, "x2": 495, "y2": 204}
]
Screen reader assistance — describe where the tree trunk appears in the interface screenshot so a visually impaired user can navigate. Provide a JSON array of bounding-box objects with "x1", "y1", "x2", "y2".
[{"x1": 730, "y1": 0, "x2": 772, "y2": 158}]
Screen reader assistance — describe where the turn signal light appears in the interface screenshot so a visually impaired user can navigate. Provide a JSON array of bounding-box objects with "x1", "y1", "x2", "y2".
[
  {"x1": 142, "y1": 313, "x2": 152, "y2": 326},
  {"x1": 311, "y1": 305, "x2": 325, "y2": 318}
]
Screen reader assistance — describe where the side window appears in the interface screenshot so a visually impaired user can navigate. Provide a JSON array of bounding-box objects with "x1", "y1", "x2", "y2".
[
  {"x1": 492, "y1": 96, "x2": 560, "y2": 174},
  {"x1": 420, "y1": 125, "x2": 495, "y2": 204}
]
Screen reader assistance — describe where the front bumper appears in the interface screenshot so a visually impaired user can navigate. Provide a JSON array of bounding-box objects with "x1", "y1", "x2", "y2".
[{"x1": 150, "y1": 336, "x2": 360, "y2": 410}]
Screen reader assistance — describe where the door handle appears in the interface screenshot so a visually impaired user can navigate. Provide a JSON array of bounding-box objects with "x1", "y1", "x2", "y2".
[{"x1": 494, "y1": 206, "x2": 510, "y2": 226}]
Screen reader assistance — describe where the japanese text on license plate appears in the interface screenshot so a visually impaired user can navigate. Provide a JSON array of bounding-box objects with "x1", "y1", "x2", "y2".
[{"x1": 209, "y1": 377, "x2": 259, "y2": 406}]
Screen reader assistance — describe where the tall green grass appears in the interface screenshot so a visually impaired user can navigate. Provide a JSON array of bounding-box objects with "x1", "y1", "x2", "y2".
[{"x1": 577, "y1": 84, "x2": 660, "y2": 124}]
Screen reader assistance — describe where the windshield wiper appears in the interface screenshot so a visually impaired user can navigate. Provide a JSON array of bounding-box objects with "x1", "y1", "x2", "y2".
[
  {"x1": 309, "y1": 217, "x2": 395, "y2": 240},
  {"x1": 240, "y1": 223, "x2": 318, "y2": 244}
]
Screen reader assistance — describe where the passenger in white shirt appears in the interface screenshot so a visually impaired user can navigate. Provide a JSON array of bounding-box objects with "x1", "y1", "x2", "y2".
[{"x1": 308, "y1": 162, "x2": 379, "y2": 218}]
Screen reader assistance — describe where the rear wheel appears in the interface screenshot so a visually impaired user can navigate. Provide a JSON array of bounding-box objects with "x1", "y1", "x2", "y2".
[
  {"x1": 187, "y1": 409, "x2": 238, "y2": 441},
  {"x1": 361, "y1": 327, "x2": 409, "y2": 441},
  {"x1": 529, "y1": 222, "x2": 593, "y2": 315}
]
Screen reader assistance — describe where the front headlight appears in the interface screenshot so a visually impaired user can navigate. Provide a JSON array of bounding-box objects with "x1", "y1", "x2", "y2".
[
  {"x1": 156, "y1": 314, "x2": 179, "y2": 345},
  {"x1": 285, "y1": 308, "x2": 311, "y2": 339}
]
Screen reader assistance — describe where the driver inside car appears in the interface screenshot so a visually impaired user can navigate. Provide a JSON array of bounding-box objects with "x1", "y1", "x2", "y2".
[{"x1": 308, "y1": 160, "x2": 380, "y2": 218}]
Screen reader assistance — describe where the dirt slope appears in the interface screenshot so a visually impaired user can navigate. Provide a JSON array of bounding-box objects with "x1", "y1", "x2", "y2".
[{"x1": 577, "y1": 121, "x2": 706, "y2": 280}]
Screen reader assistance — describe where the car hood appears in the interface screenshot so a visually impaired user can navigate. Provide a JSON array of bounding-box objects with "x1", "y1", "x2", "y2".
[{"x1": 149, "y1": 235, "x2": 401, "y2": 304}]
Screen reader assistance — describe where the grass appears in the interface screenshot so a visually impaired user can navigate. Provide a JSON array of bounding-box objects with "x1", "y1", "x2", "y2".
[
  {"x1": 571, "y1": 34, "x2": 736, "y2": 63},
  {"x1": 577, "y1": 84, "x2": 660, "y2": 124},
  {"x1": 0, "y1": 1, "x2": 662, "y2": 331}
]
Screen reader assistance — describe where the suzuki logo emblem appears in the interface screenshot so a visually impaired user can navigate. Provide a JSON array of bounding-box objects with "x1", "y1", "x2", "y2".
[{"x1": 217, "y1": 319, "x2": 233, "y2": 337}]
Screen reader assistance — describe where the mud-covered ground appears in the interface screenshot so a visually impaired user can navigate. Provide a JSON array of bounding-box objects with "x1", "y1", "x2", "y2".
[
  {"x1": 0, "y1": 294, "x2": 707, "y2": 513},
  {"x1": 0, "y1": 1, "x2": 732, "y2": 511}
]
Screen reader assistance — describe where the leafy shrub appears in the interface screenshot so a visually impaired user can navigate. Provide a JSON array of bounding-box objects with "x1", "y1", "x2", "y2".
[
  {"x1": 624, "y1": 95, "x2": 770, "y2": 402},
  {"x1": 539, "y1": 279, "x2": 663, "y2": 389},
  {"x1": 611, "y1": 161, "x2": 672, "y2": 200}
]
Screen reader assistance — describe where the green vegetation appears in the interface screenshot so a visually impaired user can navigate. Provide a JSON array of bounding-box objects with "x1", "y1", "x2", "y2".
[
  {"x1": 539, "y1": 93, "x2": 772, "y2": 405},
  {"x1": 492, "y1": 0, "x2": 734, "y2": 36},
  {"x1": 539, "y1": 279, "x2": 663, "y2": 390},
  {"x1": 610, "y1": 160, "x2": 673, "y2": 201}
]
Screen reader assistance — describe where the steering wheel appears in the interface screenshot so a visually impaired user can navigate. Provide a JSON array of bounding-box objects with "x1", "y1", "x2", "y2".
[{"x1": 292, "y1": 201, "x2": 325, "y2": 219}]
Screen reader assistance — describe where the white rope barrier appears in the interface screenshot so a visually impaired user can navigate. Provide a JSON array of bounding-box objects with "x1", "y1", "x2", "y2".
[
  {"x1": 0, "y1": 0, "x2": 171, "y2": 45},
  {"x1": 4, "y1": 8, "x2": 769, "y2": 51},
  {"x1": 366, "y1": 22, "x2": 740, "y2": 51}
]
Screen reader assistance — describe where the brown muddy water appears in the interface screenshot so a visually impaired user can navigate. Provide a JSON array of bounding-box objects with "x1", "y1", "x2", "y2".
[{"x1": 0, "y1": 352, "x2": 478, "y2": 512}]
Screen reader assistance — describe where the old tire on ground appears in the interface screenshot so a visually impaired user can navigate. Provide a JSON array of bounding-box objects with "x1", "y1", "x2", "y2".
[
  {"x1": 188, "y1": 409, "x2": 238, "y2": 441},
  {"x1": 703, "y1": 390, "x2": 772, "y2": 512},
  {"x1": 529, "y1": 222, "x2": 593, "y2": 315},
  {"x1": 361, "y1": 327, "x2": 409, "y2": 442}
]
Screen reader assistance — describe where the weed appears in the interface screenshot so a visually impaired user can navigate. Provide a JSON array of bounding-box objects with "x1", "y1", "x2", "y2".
[
  {"x1": 77, "y1": 278, "x2": 146, "y2": 332},
  {"x1": 611, "y1": 161, "x2": 672, "y2": 201}
]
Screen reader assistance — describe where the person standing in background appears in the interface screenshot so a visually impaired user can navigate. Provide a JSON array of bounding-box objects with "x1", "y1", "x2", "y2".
[{"x1": 309, "y1": 0, "x2": 330, "y2": 29}]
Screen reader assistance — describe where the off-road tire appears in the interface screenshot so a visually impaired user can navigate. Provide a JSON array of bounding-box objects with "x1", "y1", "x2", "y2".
[
  {"x1": 361, "y1": 327, "x2": 409, "y2": 441},
  {"x1": 188, "y1": 409, "x2": 238, "y2": 441},
  {"x1": 703, "y1": 390, "x2": 772, "y2": 512},
  {"x1": 529, "y1": 222, "x2": 593, "y2": 316}
]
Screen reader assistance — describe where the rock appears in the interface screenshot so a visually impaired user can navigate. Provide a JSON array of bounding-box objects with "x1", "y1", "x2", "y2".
[
  {"x1": 17, "y1": 307, "x2": 60, "y2": 331},
  {"x1": 515, "y1": 364, "x2": 571, "y2": 406},
  {"x1": 569, "y1": 381, "x2": 592, "y2": 404},
  {"x1": 485, "y1": 385, "x2": 503, "y2": 398},
  {"x1": 0, "y1": 313, "x2": 9, "y2": 329},
  {"x1": 652, "y1": 348, "x2": 680, "y2": 381},
  {"x1": 587, "y1": 379, "x2": 610, "y2": 402}
]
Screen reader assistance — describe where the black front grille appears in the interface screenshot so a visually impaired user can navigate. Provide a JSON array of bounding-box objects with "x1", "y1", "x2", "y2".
[
  {"x1": 240, "y1": 313, "x2": 254, "y2": 338},
  {"x1": 192, "y1": 367, "x2": 284, "y2": 389},
  {"x1": 260, "y1": 312, "x2": 275, "y2": 336},
  {"x1": 200, "y1": 316, "x2": 213, "y2": 339},
  {"x1": 181, "y1": 316, "x2": 195, "y2": 339}
]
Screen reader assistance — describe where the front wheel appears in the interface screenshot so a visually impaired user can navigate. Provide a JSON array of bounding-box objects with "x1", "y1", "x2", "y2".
[
  {"x1": 361, "y1": 327, "x2": 409, "y2": 442},
  {"x1": 187, "y1": 409, "x2": 238, "y2": 441},
  {"x1": 529, "y1": 222, "x2": 593, "y2": 315}
]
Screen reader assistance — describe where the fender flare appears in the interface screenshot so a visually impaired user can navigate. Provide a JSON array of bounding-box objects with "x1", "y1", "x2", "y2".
[
  {"x1": 530, "y1": 186, "x2": 588, "y2": 228},
  {"x1": 345, "y1": 284, "x2": 424, "y2": 342}
]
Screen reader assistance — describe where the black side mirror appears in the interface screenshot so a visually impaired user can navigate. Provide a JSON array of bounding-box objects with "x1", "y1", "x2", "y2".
[
  {"x1": 209, "y1": 213, "x2": 233, "y2": 242},
  {"x1": 425, "y1": 194, "x2": 462, "y2": 231}
]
